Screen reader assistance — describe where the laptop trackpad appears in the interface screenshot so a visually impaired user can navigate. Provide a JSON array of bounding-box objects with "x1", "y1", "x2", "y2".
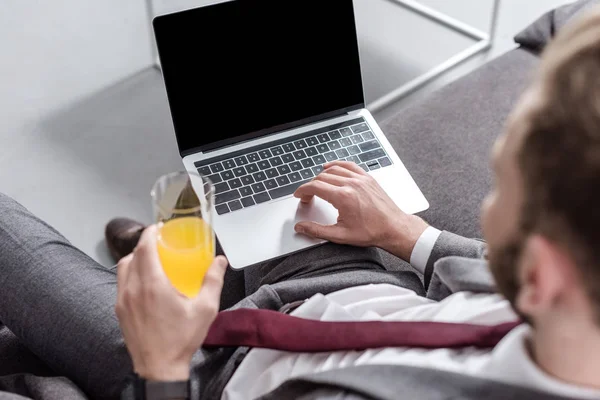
[{"x1": 215, "y1": 196, "x2": 339, "y2": 269}]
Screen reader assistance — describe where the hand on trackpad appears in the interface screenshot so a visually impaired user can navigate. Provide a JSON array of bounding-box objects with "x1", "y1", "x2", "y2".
[{"x1": 291, "y1": 161, "x2": 428, "y2": 262}]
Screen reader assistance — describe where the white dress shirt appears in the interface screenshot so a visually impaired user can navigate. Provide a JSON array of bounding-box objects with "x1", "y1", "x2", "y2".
[{"x1": 222, "y1": 228, "x2": 600, "y2": 400}]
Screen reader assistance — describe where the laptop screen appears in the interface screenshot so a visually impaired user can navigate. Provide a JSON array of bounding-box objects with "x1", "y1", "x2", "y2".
[{"x1": 154, "y1": 0, "x2": 364, "y2": 156}]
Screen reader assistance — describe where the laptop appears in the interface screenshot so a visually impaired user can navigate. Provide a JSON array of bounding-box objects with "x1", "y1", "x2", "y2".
[{"x1": 153, "y1": 0, "x2": 429, "y2": 269}]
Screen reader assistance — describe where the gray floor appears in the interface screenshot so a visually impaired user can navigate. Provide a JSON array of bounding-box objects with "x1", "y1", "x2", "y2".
[{"x1": 0, "y1": 0, "x2": 572, "y2": 267}]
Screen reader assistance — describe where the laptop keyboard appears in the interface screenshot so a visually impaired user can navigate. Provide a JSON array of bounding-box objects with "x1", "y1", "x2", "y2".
[{"x1": 195, "y1": 118, "x2": 393, "y2": 215}]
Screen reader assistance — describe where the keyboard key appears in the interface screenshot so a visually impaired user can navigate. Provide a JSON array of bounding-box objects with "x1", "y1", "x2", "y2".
[
  {"x1": 221, "y1": 170, "x2": 234, "y2": 181},
  {"x1": 229, "y1": 178, "x2": 243, "y2": 189},
  {"x1": 215, "y1": 182, "x2": 229, "y2": 194},
  {"x1": 240, "y1": 175, "x2": 255, "y2": 187},
  {"x1": 289, "y1": 172, "x2": 302, "y2": 182},
  {"x1": 290, "y1": 161, "x2": 303, "y2": 171},
  {"x1": 270, "y1": 146, "x2": 284, "y2": 156},
  {"x1": 234, "y1": 156, "x2": 248, "y2": 166},
  {"x1": 252, "y1": 183, "x2": 267, "y2": 193},
  {"x1": 282, "y1": 143, "x2": 296, "y2": 153},
  {"x1": 277, "y1": 165, "x2": 292, "y2": 175},
  {"x1": 294, "y1": 139, "x2": 307, "y2": 149},
  {"x1": 264, "y1": 179, "x2": 278, "y2": 190},
  {"x1": 312, "y1": 165, "x2": 324, "y2": 175},
  {"x1": 317, "y1": 133, "x2": 331, "y2": 143},
  {"x1": 259, "y1": 150, "x2": 272, "y2": 159},
  {"x1": 216, "y1": 189, "x2": 241, "y2": 205},
  {"x1": 208, "y1": 174, "x2": 223, "y2": 184},
  {"x1": 241, "y1": 197, "x2": 256, "y2": 208},
  {"x1": 329, "y1": 140, "x2": 341, "y2": 150},
  {"x1": 359, "y1": 140, "x2": 381, "y2": 152},
  {"x1": 270, "y1": 156, "x2": 283, "y2": 166},
  {"x1": 306, "y1": 137, "x2": 319, "y2": 146},
  {"x1": 197, "y1": 166, "x2": 211, "y2": 176},
  {"x1": 229, "y1": 200, "x2": 243, "y2": 211},
  {"x1": 247, "y1": 153, "x2": 260, "y2": 163},
  {"x1": 300, "y1": 169, "x2": 314, "y2": 179},
  {"x1": 351, "y1": 135, "x2": 364, "y2": 144},
  {"x1": 282, "y1": 154, "x2": 294, "y2": 163},
  {"x1": 301, "y1": 158, "x2": 315, "y2": 168},
  {"x1": 276, "y1": 176, "x2": 290, "y2": 186},
  {"x1": 210, "y1": 163, "x2": 224, "y2": 173},
  {"x1": 305, "y1": 147, "x2": 318, "y2": 157},
  {"x1": 216, "y1": 204, "x2": 230, "y2": 215},
  {"x1": 368, "y1": 162, "x2": 381, "y2": 171},
  {"x1": 324, "y1": 152, "x2": 338, "y2": 162},
  {"x1": 269, "y1": 179, "x2": 311, "y2": 200},
  {"x1": 317, "y1": 144, "x2": 330, "y2": 153},
  {"x1": 266, "y1": 168, "x2": 279, "y2": 178},
  {"x1": 379, "y1": 157, "x2": 392, "y2": 167},
  {"x1": 233, "y1": 167, "x2": 247, "y2": 177},
  {"x1": 336, "y1": 148, "x2": 350, "y2": 158},
  {"x1": 358, "y1": 163, "x2": 369, "y2": 172},
  {"x1": 339, "y1": 138, "x2": 352, "y2": 147},
  {"x1": 246, "y1": 163, "x2": 259, "y2": 173},
  {"x1": 240, "y1": 186, "x2": 253, "y2": 197},
  {"x1": 359, "y1": 148, "x2": 387, "y2": 163},
  {"x1": 223, "y1": 159, "x2": 236, "y2": 169},
  {"x1": 330, "y1": 130, "x2": 342, "y2": 140},
  {"x1": 293, "y1": 150, "x2": 307, "y2": 160},
  {"x1": 347, "y1": 155, "x2": 361, "y2": 164},
  {"x1": 253, "y1": 172, "x2": 267, "y2": 182},
  {"x1": 313, "y1": 155, "x2": 326, "y2": 165},
  {"x1": 347, "y1": 145, "x2": 361, "y2": 155},
  {"x1": 340, "y1": 127, "x2": 353, "y2": 137},
  {"x1": 258, "y1": 160, "x2": 271, "y2": 170},
  {"x1": 362, "y1": 131, "x2": 375, "y2": 140},
  {"x1": 351, "y1": 123, "x2": 370, "y2": 133},
  {"x1": 254, "y1": 192, "x2": 271, "y2": 204}
]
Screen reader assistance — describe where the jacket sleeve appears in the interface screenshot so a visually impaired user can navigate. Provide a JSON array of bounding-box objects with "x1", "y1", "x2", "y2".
[{"x1": 423, "y1": 231, "x2": 495, "y2": 301}]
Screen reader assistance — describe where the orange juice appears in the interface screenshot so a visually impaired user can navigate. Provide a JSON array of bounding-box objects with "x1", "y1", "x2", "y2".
[{"x1": 157, "y1": 217, "x2": 215, "y2": 298}]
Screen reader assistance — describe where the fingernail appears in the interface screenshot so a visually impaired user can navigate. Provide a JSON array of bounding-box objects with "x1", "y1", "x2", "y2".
[
  {"x1": 295, "y1": 225, "x2": 304, "y2": 234},
  {"x1": 216, "y1": 256, "x2": 228, "y2": 269}
]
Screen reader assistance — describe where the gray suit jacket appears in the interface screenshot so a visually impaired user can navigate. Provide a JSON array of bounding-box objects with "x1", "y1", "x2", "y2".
[{"x1": 196, "y1": 232, "x2": 588, "y2": 400}]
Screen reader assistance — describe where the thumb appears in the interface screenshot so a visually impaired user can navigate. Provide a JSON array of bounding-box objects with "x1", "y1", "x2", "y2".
[
  {"x1": 295, "y1": 222, "x2": 345, "y2": 242},
  {"x1": 194, "y1": 256, "x2": 228, "y2": 309}
]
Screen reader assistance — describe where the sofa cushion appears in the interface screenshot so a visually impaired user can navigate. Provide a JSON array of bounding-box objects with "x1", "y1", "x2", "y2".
[
  {"x1": 381, "y1": 49, "x2": 538, "y2": 238},
  {"x1": 515, "y1": 0, "x2": 599, "y2": 53}
]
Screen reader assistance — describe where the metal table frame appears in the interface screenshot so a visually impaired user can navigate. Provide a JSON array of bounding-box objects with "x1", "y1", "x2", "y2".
[
  {"x1": 369, "y1": 0, "x2": 501, "y2": 112},
  {"x1": 146, "y1": 0, "x2": 501, "y2": 112}
]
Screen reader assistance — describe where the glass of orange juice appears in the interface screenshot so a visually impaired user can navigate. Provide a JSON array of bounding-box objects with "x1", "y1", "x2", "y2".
[{"x1": 151, "y1": 171, "x2": 215, "y2": 298}]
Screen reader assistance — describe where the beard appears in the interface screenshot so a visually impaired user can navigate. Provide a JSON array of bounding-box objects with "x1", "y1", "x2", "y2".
[{"x1": 488, "y1": 236, "x2": 530, "y2": 323}]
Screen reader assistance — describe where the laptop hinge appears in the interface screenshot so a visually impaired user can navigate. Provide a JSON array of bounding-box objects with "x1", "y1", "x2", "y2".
[{"x1": 182, "y1": 105, "x2": 362, "y2": 157}]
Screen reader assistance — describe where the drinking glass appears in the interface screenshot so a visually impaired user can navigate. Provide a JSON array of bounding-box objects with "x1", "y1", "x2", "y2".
[{"x1": 151, "y1": 171, "x2": 215, "y2": 298}]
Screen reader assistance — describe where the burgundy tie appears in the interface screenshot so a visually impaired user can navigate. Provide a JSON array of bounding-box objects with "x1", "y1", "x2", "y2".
[{"x1": 203, "y1": 309, "x2": 521, "y2": 352}]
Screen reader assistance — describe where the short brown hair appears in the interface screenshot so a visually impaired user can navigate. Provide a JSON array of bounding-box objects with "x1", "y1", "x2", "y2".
[{"x1": 518, "y1": 8, "x2": 600, "y2": 321}]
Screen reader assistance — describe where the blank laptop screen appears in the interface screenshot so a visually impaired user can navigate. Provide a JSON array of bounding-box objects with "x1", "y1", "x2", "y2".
[{"x1": 153, "y1": 0, "x2": 364, "y2": 155}]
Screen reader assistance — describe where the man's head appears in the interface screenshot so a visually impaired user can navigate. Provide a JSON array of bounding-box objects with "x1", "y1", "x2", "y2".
[{"x1": 482, "y1": 9, "x2": 600, "y2": 329}]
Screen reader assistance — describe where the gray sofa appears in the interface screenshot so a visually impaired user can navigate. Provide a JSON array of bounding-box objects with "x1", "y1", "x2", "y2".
[{"x1": 0, "y1": 1, "x2": 596, "y2": 398}]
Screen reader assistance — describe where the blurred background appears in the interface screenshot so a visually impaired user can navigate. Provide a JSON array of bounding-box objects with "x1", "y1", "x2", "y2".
[{"x1": 0, "y1": 0, "x2": 572, "y2": 267}]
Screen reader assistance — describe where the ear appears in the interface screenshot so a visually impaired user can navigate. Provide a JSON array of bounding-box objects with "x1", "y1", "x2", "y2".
[{"x1": 516, "y1": 235, "x2": 572, "y2": 317}]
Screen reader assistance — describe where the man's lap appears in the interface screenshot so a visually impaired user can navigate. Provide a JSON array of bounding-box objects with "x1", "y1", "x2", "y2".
[{"x1": 0, "y1": 193, "x2": 424, "y2": 399}]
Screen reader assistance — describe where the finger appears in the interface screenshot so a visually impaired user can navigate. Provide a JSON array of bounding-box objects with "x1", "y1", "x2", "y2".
[
  {"x1": 293, "y1": 180, "x2": 341, "y2": 205},
  {"x1": 320, "y1": 165, "x2": 357, "y2": 179},
  {"x1": 131, "y1": 225, "x2": 168, "y2": 284},
  {"x1": 325, "y1": 161, "x2": 368, "y2": 176},
  {"x1": 313, "y1": 172, "x2": 348, "y2": 187},
  {"x1": 116, "y1": 253, "x2": 134, "y2": 300},
  {"x1": 294, "y1": 221, "x2": 347, "y2": 242},
  {"x1": 194, "y1": 256, "x2": 228, "y2": 309}
]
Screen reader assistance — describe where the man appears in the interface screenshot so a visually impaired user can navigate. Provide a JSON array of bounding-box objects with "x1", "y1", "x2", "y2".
[{"x1": 2, "y1": 7, "x2": 600, "y2": 400}]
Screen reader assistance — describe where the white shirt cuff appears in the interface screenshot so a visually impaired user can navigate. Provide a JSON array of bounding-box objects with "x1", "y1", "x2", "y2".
[{"x1": 409, "y1": 227, "x2": 442, "y2": 274}]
